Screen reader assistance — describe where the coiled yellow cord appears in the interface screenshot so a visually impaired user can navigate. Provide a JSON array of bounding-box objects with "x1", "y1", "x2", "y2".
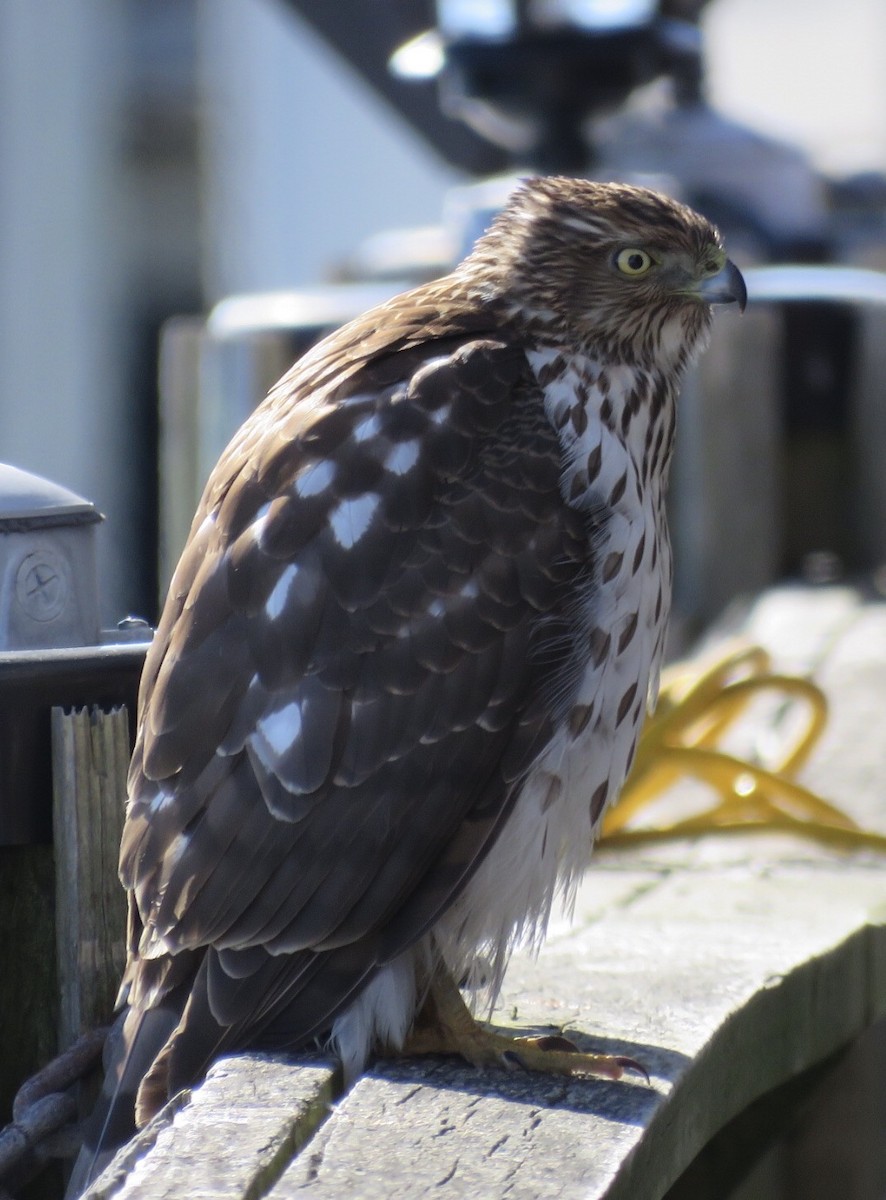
[{"x1": 601, "y1": 642, "x2": 886, "y2": 852}]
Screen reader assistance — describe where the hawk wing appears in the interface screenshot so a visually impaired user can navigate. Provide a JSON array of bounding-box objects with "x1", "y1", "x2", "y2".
[{"x1": 119, "y1": 300, "x2": 594, "y2": 1098}]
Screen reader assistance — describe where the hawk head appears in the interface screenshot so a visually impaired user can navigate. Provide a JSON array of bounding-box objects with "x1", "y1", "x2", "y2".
[{"x1": 464, "y1": 176, "x2": 746, "y2": 372}]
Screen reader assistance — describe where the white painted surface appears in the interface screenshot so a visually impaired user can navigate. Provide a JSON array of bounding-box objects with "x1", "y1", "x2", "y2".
[
  {"x1": 704, "y1": 0, "x2": 886, "y2": 176},
  {"x1": 197, "y1": 0, "x2": 461, "y2": 301}
]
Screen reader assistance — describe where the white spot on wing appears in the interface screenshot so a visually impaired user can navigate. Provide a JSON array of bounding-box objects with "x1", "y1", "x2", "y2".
[
  {"x1": 266, "y1": 564, "x2": 298, "y2": 620},
  {"x1": 384, "y1": 441, "x2": 420, "y2": 475},
  {"x1": 147, "y1": 787, "x2": 174, "y2": 815},
  {"x1": 329, "y1": 494, "x2": 378, "y2": 548},
  {"x1": 353, "y1": 414, "x2": 382, "y2": 441},
  {"x1": 194, "y1": 513, "x2": 216, "y2": 542},
  {"x1": 165, "y1": 830, "x2": 191, "y2": 870},
  {"x1": 296, "y1": 460, "x2": 335, "y2": 497},
  {"x1": 255, "y1": 702, "x2": 302, "y2": 757},
  {"x1": 251, "y1": 502, "x2": 272, "y2": 543}
]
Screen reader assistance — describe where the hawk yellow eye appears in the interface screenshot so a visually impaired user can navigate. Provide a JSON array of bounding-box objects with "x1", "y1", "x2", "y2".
[{"x1": 615, "y1": 248, "x2": 654, "y2": 276}]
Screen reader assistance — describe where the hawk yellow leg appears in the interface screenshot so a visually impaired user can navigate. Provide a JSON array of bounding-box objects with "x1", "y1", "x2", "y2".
[{"x1": 399, "y1": 961, "x2": 648, "y2": 1082}]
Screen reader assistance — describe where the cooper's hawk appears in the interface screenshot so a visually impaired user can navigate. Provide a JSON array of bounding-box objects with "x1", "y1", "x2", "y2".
[{"x1": 77, "y1": 177, "x2": 745, "y2": 1185}]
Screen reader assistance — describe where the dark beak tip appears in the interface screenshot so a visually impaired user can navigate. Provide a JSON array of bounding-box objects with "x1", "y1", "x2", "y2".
[
  {"x1": 700, "y1": 258, "x2": 747, "y2": 312},
  {"x1": 733, "y1": 262, "x2": 748, "y2": 313}
]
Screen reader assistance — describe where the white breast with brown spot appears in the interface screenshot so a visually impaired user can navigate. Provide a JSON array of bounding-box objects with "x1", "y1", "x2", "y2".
[
  {"x1": 334, "y1": 347, "x2": 679, "y2": 1068},
  {"x1": 434, "y1": 345, "x2": 676, "y2": 985}
]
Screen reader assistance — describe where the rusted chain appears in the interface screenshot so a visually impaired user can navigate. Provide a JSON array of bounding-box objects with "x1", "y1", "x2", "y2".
[
  {"x1": 0, "y1": 1095, "x2": 77, "y2": 1176},
  {"x1": 0, "y1": 1026, "x2": 109, "y2": 1192},
  {"x1": 12, "y1": 1027, "x2": 109, "y2": 1122}
]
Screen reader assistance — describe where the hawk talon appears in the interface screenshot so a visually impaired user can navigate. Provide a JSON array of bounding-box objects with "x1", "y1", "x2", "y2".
[
  {"x1": 508, "y1": 1036, "x2": 651, "y2": 1083},
  {"x1": 613, "y1": 1056, "x2": 651, "y2": 1085},
  {"x1": 400, "y1": 963, "x2": 652, "y2": 1085}
]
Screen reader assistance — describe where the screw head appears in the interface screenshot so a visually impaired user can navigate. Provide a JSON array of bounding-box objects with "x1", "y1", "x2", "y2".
[{"x1": 15, "y1": 549, "x2": 69, "y2": 622}]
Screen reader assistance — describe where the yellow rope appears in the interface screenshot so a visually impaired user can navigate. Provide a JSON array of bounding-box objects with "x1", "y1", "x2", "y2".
[{"x1": 600, "y1": 641, "x2": 886, "y2": 853}]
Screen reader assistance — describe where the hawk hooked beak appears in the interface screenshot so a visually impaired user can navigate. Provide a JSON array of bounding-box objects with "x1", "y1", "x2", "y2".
[{"x1": 699, "y1": 258, "x2": 747, "y2": 312}]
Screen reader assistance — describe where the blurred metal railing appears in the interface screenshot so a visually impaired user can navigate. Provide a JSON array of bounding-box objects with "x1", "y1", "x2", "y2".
[{"x1": 157, "y1": 264, "x2": 886, "y2": 632}]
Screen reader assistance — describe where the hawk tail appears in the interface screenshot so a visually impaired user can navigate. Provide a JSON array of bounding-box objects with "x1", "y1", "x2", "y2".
[{"x1": 64, "y1": 1004, "x2": 180, "y2": 1199}]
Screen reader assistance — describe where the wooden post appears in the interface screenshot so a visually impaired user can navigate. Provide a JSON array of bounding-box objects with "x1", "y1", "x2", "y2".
[
  {"x1": 158, "y1": 315, "x2": 203, "y2": 597},
  {"x1": 51, "y1": 706, "x2": 129, "y2": 1048}
]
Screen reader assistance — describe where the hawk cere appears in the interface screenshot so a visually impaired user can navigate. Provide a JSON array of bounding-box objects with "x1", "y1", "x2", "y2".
[{"x1": 77, "y1": 177, "x2": 745, "y2": 1184}]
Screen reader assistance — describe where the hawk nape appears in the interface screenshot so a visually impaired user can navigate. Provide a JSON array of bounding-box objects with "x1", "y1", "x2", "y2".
[{"x1": 72, "y1": 177, "x2": 745, "y2": 1191}]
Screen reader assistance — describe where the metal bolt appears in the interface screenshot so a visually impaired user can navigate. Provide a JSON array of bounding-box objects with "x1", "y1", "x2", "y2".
[{"x1": 14, "y1": 551, "x2": 68, "y2": 622}]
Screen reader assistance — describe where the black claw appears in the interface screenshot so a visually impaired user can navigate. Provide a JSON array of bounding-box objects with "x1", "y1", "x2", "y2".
[{"x1": 615, "y1": 1056, "x2": 651, "y2": 1085}]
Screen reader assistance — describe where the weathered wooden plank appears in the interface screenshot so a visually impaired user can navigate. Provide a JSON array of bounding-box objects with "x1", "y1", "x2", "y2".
[
  {"x1": 51, "y1": 706, "x2": 129, "y2": 1047},
  {"x1": 718, "y1": 1017, "x2": 886, "y2": 1200},
  {"x1": 83, "y1": 1056, "x2": 338, "y2": 1200},
  {"x1": 84, "y1": 863, "x2": 886, "y2": 1200},
  {"x1": 267, "y1": 868, "x2": 886, "y2": 1200}
]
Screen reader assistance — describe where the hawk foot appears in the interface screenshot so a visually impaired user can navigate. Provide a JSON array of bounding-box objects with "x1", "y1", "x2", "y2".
[{"x1": 399, "y1": 962, "x2": 648, "y2": 1084}]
